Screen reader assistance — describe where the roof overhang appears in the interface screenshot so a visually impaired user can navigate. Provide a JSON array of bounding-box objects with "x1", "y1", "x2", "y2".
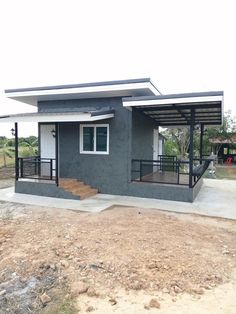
[
  {"x1": 123, "y1": 91, "x2": 224, "y2": 126},
  {"x1": 0, "y1": 109, "x2": 115, "y2": 123},
  {"x1": 5, "y1": 78, "x2": 160, "y2": 106}
]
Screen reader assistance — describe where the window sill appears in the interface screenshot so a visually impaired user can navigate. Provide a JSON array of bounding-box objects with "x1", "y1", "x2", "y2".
[{"x1": 80, "y1": 151, "x2": 109, "y2": 155}]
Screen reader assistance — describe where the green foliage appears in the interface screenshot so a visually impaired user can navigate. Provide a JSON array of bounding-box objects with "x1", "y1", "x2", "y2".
[
  {"x1": 162, "y1": 127, "x2": 190, "y2": 159},
  {"x1": 0, "y1": 136, "x2": 38, "y2": 167},
  {"x1": 20, "y1": 137, "x2": 38, "y2": 157},
  {"x1": 202, "y1": 110, "x2": 236, "y2": 155},
  {"x1": 0, "y1": 138, "x2": 15, "y2": 167},
  {"x1": 206, "y1": 110, "x2": 236, "y2": 139},
  {"x1": 162, "y1": 110, "x2": 236, "y2": 158}
]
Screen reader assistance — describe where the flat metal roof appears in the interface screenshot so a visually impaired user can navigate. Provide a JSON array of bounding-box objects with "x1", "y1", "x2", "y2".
[
  {"x1": 123, "y1": 91, "x2": 224, "y2": 126},
  {"x1": 4, "y1": 78, "x2": 161, "y2": 106}
]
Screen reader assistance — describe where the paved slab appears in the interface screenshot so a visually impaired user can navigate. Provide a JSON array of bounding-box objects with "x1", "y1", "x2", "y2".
[{"x1": 0, "y1": 179, "x2": 235, "y2": 219}]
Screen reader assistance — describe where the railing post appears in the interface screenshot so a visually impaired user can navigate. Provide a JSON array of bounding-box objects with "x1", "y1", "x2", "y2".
[
  {"x1": 50, "y1": 159, "x2": 53, "y2": 180},
  {"x1": 14, "y1": 122, "x2": 19, "y2": 181},
  {"x1": 189, "y1": 109, "x2": 195, "y2": 188},
  {"x1": 177, "y1": 161, "x2": 180, "y2": 184},
  {"x1": 20, "y1": 158, "x2": 23, "y2": 178},
  {"x1": 38, "y1": 157, "x2": 41, "y2": 177},
  {"x1": 34, "y1": 157, "x2": 37, "y2": 175},
  {"x1": 55, "y1": 123, "x2": 59, "y2": 186},
  {"x1": 199, "y1": 124, "x2": 204, "y2": 164}
]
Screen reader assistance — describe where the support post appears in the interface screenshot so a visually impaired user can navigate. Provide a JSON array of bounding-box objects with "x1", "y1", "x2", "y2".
[
  {"x1": 199, "y1": 124, "x2": 204, "y2": 164},
  {"x1": 14, "y1": 122, "x2": 19, "y2": 181},
  {"x1": 189, "y1": 110, "x2": 195, "y2": 188},
  {"x1": 55, "y1": 123, "x2": 59, "y2": 186}
]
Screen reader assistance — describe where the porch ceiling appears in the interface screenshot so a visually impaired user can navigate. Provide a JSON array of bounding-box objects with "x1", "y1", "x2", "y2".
[
  {"x1": 0, "y1": 108, "x2": 115, "y2": 123},
  {"x1": 123, "y1": 91, "x2": 224, "y2": 126}
]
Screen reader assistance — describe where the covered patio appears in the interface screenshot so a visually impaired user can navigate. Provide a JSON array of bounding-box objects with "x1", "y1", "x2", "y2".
[
  {"x1": 124, "y1": 91, "x2": 224, "y2": 189},
  {"x1": 0, "y1": 108, "x2": 115, "y2": 186}
]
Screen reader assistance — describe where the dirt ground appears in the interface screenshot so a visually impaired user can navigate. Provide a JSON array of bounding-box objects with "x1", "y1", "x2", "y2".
[
  {"x1": 0, "y1": 201, "x2": 236, "y2": 313},
  {"x1": 0, "y1": 167, "x2": 14, "y2": 180}
]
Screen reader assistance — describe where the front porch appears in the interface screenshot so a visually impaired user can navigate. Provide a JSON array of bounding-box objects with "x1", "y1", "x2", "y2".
[{"x1": 15, "y1": 152, "x2": 210, "y2": 202}]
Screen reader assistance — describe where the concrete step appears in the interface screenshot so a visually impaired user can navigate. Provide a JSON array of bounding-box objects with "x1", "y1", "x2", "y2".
[
  {"x1": 59, "y1": 178, "x2": 98, "y2": 199},
  {"x1": 60, "y1": 181, "x2": 85, "y2": 189},
  {"x1": 70, "y1": 187, "x2": 98, "y2": 195},
  {"x1": 59, "y1": 178, "x2": 78, "y2": 183},
  {"x1": 79, "y1": 189, "x2": 98, "y2": 200}
]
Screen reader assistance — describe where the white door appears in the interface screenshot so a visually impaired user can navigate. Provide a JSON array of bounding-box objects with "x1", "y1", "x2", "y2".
[
  {"x1": 153, "y1": 129, "x2": 159, "y2": 160},
  {"x1": 153, "y1": 129, "x2": 159, "y2": 172},
  {"x1": 158, "y1": 139, "x2": 163, "y2": 156},
  {"x1": 40, "y1": 124, "x2": 56, "y2": 177}
]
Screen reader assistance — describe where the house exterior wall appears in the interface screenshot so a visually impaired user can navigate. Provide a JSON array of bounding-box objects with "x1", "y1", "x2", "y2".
[
  {"x1": 39, "y1": 97, "x2": 132, "y2": 195},
  {"x1": 14, "y1": 97, "x2": 203, "y2": 202},
  {"x1": 131, "y1": 109, "x2": 157, "y2": 160}
]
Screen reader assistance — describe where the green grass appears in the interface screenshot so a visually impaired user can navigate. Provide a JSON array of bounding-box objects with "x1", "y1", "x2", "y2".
[
  {"x1": 0, "y1": 146, "x2": 38, "y2": 168},
  {"x1": 204, "y1": 166, "x2": 236, "y2": 180}
]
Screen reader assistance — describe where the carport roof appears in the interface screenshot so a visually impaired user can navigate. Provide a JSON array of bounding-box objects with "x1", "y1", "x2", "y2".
[{"x1": 123, "y1": 91, "x2": 224, "y2": 126}]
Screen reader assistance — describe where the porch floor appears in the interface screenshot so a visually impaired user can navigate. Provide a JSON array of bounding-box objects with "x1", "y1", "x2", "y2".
[{"x1": 140, "y1": 171, "x2": 189, "y2": 185}]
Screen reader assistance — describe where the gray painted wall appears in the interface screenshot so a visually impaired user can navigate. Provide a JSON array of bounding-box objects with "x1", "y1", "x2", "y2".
[
  {"x1": 131, "y1": 109, "x2": 157, "y2": 160},
  {"x1": 15, "y1": 181, "x2": 81, "y2": 200},
  {"x1": 38, "y1": 98, "x2": 116, "y2": 113},
  {"x1": 131, "y1": 109, "x2": 157, "y2": 179},
  {"x1": 40, "y1": 97, "x2": 132, "y2": 195},
  {"x1": 24, "y1": 96, "x2": 204, "y2": 202}
]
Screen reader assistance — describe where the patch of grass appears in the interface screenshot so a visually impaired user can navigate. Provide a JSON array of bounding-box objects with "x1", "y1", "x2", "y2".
[
  {"x1": 204, "y1": 166, "x2": 236, "y2": 180},
  {"x1": 56, "y1": 299, "x2": 77, "y2": 314},
  {"x1": 215, "y1": 166, "x2": 236, "y2": 180},
  {"x1": 44, "y1": 297, "x2": 77, "y2": 314}
]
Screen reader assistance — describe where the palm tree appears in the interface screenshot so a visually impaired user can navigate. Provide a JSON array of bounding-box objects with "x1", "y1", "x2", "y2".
[{"x1": 20, "y1": 138, "x2": 38, "y2": 157}]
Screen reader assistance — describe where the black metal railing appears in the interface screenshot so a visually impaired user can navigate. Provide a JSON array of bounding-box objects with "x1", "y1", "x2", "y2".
[
  {"x1": 18, "y1": 156, "x2": 57, "y2": 183},
  {"x1": 131, "y1": 155, "x2": 215, "y2": 188}
]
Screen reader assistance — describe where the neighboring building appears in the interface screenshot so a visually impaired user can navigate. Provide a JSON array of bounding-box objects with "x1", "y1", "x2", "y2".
[
  {"x1": 0, "y1": 78, "x2": 224, "y2": 202},
  {"x1": 209, "y1": 133, "x2": 236, "y2": 164}
]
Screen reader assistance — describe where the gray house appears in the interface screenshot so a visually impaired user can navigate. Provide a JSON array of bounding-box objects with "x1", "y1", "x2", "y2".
[{"x1": 0, "y1": 78, "x2": 223, "y2": 202}]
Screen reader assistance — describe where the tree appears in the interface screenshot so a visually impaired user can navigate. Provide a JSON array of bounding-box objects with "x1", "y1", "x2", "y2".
[
  {"x1": 203, "y1": 110, "x2": 236, "y2": 155},
  {"x1": 20, "y1": 137, "x2": 38, "y2": 157},
  {"x1": 162, "y1": 110, "x2": 236, "y2": 159},
  {"x1": 0, "y1": 138, "x2": 15, "y2": 167},
  {"x1": 162, "y1": 127, "x2": 190, "y2": 159}
]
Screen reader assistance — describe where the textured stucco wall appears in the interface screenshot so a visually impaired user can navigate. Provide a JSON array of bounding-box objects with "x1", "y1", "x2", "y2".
[
  {"x1": 15, "y1": 181, "x2": 80, "y2": 200},
  {"x1": 131, "y1": 109, "x2": 157, "y2": 160},
  {"x1": 31, "y1": 97, "x2": 203, "y2": 202},
  {"x1": 52, "y1": 97, "x2": 132, "y2": 195},
  {"x1": 127, "y1": 182, "x2": 194, "y2": 202},
  {"x1": 38, "y1": 98, "x2": 117, "y2": 113}
]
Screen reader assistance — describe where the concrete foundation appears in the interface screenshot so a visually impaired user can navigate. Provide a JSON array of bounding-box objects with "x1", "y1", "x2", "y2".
[
  {"x1": 15, "y1": 181, "x2": 80, "y2": 200},
  {"x1": 15, "y1": 178, "x2": 203, "y2": 203}
]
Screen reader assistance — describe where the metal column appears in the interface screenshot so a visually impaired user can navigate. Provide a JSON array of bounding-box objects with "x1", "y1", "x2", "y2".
[
  {"x1": 199, "y1": 124, "x2": 204, "y2": 164},
  {"x1": 189, "y1": 110, "x2": 195, "y2": 188},
  {"x1": 55, "y1": 123, "x2": 59, "y2": 186},
  {"x1": 14, "y1": 122, "x2": 19, "y2": 181}
]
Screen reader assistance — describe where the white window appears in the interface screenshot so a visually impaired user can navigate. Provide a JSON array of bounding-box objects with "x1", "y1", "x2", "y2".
[{"x1": 80, "y1": 124, "x2": 109, "y2": 154}]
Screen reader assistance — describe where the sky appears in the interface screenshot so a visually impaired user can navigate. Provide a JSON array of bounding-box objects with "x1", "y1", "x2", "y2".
[{"x1": 0, "y1": 0, "x2": 235, "y2": 137}]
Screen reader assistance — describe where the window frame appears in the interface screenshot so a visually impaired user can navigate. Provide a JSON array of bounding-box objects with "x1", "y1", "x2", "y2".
[{"x1": 80, "y1": 124, "x2": 109, "y2": 155}]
